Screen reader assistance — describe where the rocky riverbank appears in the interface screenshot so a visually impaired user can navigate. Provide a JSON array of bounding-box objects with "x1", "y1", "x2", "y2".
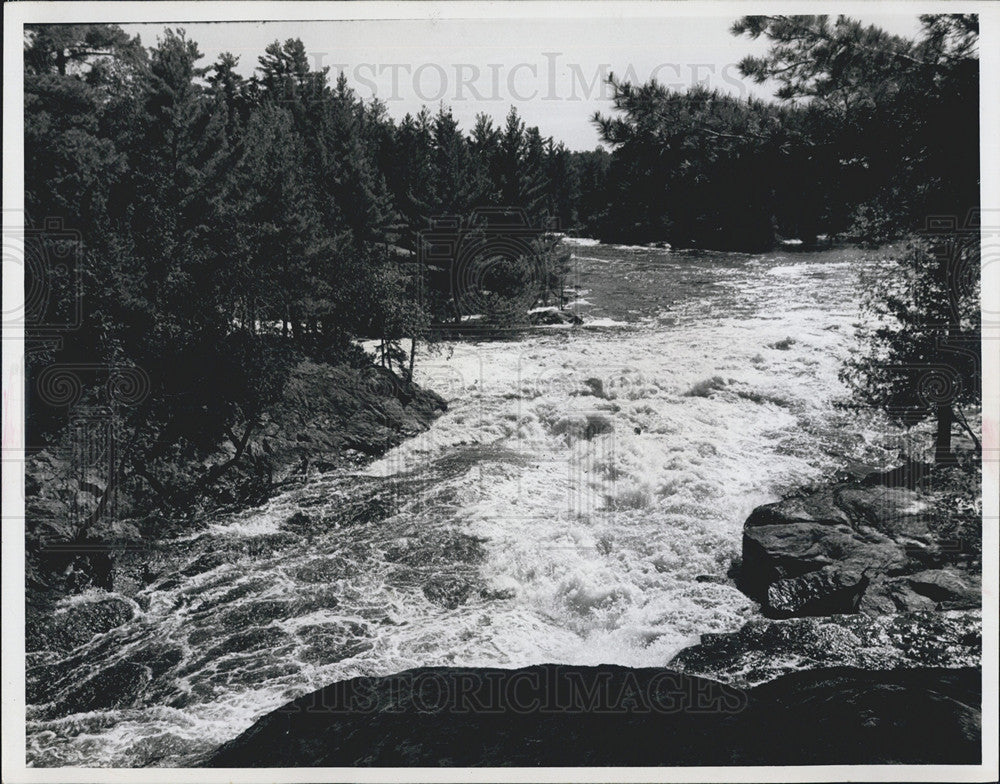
[
  {"x1": 26, "y1": 359, "x2": 447, "y2": 647},
  {"x1": 738, "y1": 460, "x2": 981, "y2": 618}
]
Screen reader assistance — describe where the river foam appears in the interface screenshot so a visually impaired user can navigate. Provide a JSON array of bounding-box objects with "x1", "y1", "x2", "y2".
[{"x1": 26, "y1": 244, "x2": 899, "y2": 767}]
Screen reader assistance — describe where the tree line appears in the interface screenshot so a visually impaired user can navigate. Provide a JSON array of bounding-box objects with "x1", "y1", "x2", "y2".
[
  {"x1": 592, "y1": 15, "x2": 978, "y2": 250},
  {"x1": 24, "y1": 25, "x2": 588, "y2": 519},
  {"x1": 587, "y1": 14, "x2": 980, "y2": 460},
  {"x1": 23, "y1": 14, "x2": 980, "y2": 551}
]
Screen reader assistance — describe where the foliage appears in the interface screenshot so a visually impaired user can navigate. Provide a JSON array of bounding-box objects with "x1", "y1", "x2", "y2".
[
  {"x1": 732, "y1": 14, "x2": 979, "y2": 244},
  {"x1": 23, "y1": 24, "x2": 580, "y2": 570},
  {"x1": 840, "y1": 236, "x2": 981, "y2": 460},
  {"x1": 22, "y1": 16, "x2": 982, "y2": 588},
  {"x1": 595, "y1": 81, "x2": 788, "y2": 249}
]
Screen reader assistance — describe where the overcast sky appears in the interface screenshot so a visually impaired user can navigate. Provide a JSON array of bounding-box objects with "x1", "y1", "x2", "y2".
[{"x1": 121, "y1": 15, "x2": 925, "y2": 150}]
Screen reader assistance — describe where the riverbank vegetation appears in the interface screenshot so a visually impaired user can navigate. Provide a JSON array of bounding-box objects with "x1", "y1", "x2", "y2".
[{"x1": 23, "y1": 14, "x2": 981, "y2": 594}]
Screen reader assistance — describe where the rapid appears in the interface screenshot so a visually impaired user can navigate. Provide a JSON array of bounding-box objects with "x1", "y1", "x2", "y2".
[{"x1": 25, "y1": 242, "x2": 899, "y2": 767}]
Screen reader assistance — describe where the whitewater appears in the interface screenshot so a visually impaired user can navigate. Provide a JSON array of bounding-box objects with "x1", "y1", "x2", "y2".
[{"x1": 25, "y1": 243, "x2": 899, "y2": 767}]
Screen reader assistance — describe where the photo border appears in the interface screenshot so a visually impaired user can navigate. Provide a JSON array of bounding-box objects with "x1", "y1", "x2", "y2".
[{"x1": 3, "y1": 2, "x2": 998, "y2": 782}]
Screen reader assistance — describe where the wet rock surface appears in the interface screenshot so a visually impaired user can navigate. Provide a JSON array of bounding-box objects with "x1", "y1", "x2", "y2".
[
  {"x1": 26, "y1": 596, "x2": 136, "y2": 653},
  {"x1": 205, "y1": 663, "x2": 981, "y2": 766},
  {"x1": 740, "y1": 477, "x2": 980, "y2": 618},
  {"x1": 668, "y1": 610, "x2": 981, "y2": 687},
  {"x1": 529, "y1": 308, "x2": 584, "y2": 326},
  {"x1": 26, "y1": 359, "x2": 447, "y2": 598},
  {"x1": 257, "y1": 361, "x2": 447, "y2": 480}
]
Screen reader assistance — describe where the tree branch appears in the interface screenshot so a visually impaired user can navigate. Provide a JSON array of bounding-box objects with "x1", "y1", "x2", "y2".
[{"x1": 953, "y1": 406, "x2": 981, "y2": 451}]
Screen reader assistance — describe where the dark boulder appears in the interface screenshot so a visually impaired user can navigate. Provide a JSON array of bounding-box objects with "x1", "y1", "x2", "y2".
[
  {"x1": 204, "y1": 664, "x2": 980, "y2": 766},
  {"x1": 860, "y1": 568, "x2": 982, "y2": 615},
  {"x1": 737, "y1": 666, "x2": 980, "y2": 765},
  {"x1": 739, "y1": 480, "x2": 979, "y2": 618},
  {"x1": 529, "y1": 308, "x2": 583, "y2": 326}
]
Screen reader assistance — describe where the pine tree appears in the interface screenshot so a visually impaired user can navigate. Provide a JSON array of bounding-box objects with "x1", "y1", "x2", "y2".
[
  {"x1": 495, "y1": 107, "x2": 548, "y2": 223},
  {"x1": 469, "y1": 113, "x2": 501, "y2": 206},
  {"x1": 595, "y1": 80, "x2": 784, "y2": 249},
  {"x1": 544, "y1": 139, "x2": 579, "y2": 232},
  {"x1": 732, "y1": 14, "x2": 979, "y2": 243}
]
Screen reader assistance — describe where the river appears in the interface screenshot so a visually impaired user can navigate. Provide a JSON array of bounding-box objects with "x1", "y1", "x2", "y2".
[{"x1": 25, "y1": 241, "x2": 899, "y2": 767}]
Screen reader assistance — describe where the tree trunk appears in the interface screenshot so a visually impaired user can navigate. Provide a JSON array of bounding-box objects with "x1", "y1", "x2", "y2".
[
  {"x1": 935, "y1": 402, "x2": 954, "y2": 463},
  {"x1": 408, "y1": 335, "x2": 417, "y2": 381}
]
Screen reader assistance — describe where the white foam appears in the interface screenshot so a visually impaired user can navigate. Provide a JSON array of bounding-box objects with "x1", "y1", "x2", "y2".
[{"x1": 27, "y1": 246, "x2": 901, "y2": 767}]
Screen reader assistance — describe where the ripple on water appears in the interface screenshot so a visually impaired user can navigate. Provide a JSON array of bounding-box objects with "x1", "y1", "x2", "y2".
[{"x1": 26, "y1": 246, "x2": 901, "y2": 767}]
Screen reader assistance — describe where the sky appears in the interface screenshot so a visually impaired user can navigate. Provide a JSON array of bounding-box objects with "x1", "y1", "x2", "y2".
[{"x1": 121, "y1": 15, "x2": 925, "y2": 150}]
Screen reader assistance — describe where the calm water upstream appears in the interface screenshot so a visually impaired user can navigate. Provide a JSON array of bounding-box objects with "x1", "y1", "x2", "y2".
[{"x1": 26, "y1": 242, "x2": 901, "y2": 766}]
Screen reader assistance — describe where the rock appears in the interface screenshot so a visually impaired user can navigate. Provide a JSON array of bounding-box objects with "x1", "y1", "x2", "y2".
[
  {"x1": 740, "y1": 520, "x2": 908, "y2": 615},
  {"x1": 905, "y1": 569, "x2": 982, "y2": 605},
  {"x1": 861, "y1": 458, "x2": 932, "y2": 490},
  {"x1": 26, "y1": 596, "x2": 135, "y2": 653},
  {"x1": 204, "y1": 664, "x2": 980, "y2": 766},
  {"x1": 860, "y1": 569, "x2": 982, "y2": 614},
  {"x1": 668, "y1": 610, "x2": 982, "y2": 687},
  {"x1": 738, "y1": 666, "x2": 980, "y2": 765},
  {"x1": 248, "y1": 360, "x2": 447, "y2": 484},
  {"x1": 745, "y1": 491, "x2": 852, "y2": 527},
  {"x1": 528, "y1": 308, "x2": 583, "y2": 326},
  {"x1": 739, "y1": 479, "x2": 976, "y2": 618},
  {"x1": 550, "y1": 411, "x2": 614, "y2": 442},
  {"x1": 582, "y1": 377, "x2": 607, "y2": 398},
  {"x1": 683, "y1": 376, "x2": 727, "y2": 397},
  {"x1": 48, "y1": 659, "x2": 152, "y2": 717},
  {"x1": 745, "y1": 484, "x2": 926, "y2": 532},
  {"x1": 765, "y1": 564, "x2": 871, "y2": 616}
]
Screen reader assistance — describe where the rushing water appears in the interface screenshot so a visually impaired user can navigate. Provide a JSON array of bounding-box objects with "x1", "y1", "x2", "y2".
[{"x1": 26, "y1": 242, "x2": 901, "y2": 767}]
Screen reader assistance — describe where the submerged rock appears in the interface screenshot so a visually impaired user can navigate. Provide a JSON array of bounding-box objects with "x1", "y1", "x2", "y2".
[
  {"x1": 26, "y1": 595, "x2": 135, "y2": 653},
  {"x1": 205, "y1": 663, "x2": 980, "y2": 766},
  {"x1": 528, "y1": 308, "x2": 583, "y2": 326}
]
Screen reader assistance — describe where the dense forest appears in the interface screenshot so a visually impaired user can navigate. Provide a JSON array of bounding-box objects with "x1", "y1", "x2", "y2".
[{"x1": 23, "y1": 15, "x2": 980, "y2": 587}]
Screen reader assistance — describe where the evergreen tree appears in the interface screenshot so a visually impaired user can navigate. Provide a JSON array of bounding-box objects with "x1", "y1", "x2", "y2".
[
  {"x1": 496, "y1": 107, "x2": 548, "y2": 224},
  {"x1": 841, "y1": 236, "x2": 981, "y2": 462},
  {"x1": 732, "y1": 14, "x2": 979, "y2": 243},
  {"x1": 544, "y1": 140, "x2": 579, "y2": 233},
  {"x1": 469, "y1": 113, "x2": 502, "y2": 206},
  {"x1": 733, "y1": 14, "x2": 981, "y2": 460},
  {"x1": 595, "y1": 80, "x2": 784, "y2": 249}
]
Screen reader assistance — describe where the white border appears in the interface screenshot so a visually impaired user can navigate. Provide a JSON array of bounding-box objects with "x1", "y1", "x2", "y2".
[{"x1": 3, "y1": 3, "x2": 998, "y2": 783}]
